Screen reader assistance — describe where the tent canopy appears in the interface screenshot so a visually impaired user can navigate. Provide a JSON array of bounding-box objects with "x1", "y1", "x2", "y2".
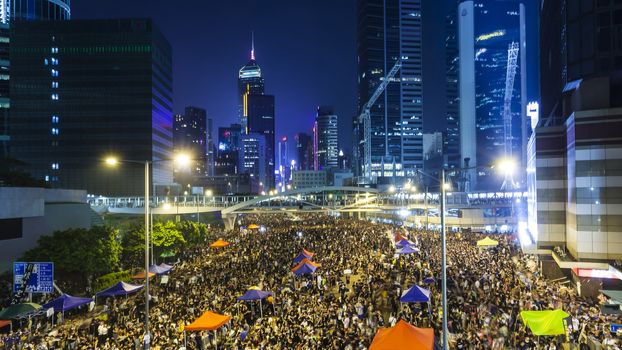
[
  {"x1": 237, "y1": 290, "x2": 272, "y2": 301},
  {"x1": 394, "y1": 233, "x2": 404, "y2": 242},
  {"x1": 396, "y1": 239, "x2": 415, "y2": 247},
  {"x1": 423, "y1": 277, "x2": 435, "y2": 284},
  {"x1": 185, "y1": 311, "x2": 231, "y2": 331},
  {"x1": 396, "y1": 245, "x2": 419, "y2": 255},
  {"x1": 247, "y1": 224, "x2": 260, "y2": 229},
  {"x1": 292, "y1": 262, "x2": 317, "y2": 275},
  {"x1": 149, "y1": 263, "x2": 173, "y2": 275},
  {"x1": 0, "y1": 320, "x2": 10, "y2": 329},
  {"x1": 300, "y1": 258, "x2": 321, "y2": 267},
  {"x1": 96, "y1": 282, "x2": 144, "y2": 298},
  {"x1": 131, "y1": 271, "x2": 156, "y2": 279},
  {"x1": 370, "y1": 319, "x2": 434, "y2": 350},
  {"x1": 400, "y1": 285, "x2": 431, "y2": 303},
  {"x1": 302, "y1": 249, "x2": 315, "y2": 257},
  {"x1": 210, "y1": 239, "x2": 230, "y2": 248},
  {"x1": 520, "y1": 309, "x2": 570, "y2": 336},
  {"x1": 0, "y1": 303, "x2": 41, "y2": 319},
  {"x1": 477, "y1": 237, "x2": 499, "y2": 247},
  {"x1": 43, "y1": 294, "x2": 93, "y2": 313},
  {"x1": 293, "y1": 253, "x2": 311, "y2": 264}
]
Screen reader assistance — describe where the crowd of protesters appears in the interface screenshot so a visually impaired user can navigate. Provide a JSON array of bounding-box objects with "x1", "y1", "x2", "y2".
[{"x1": 1, "y1": 213, "x2": 621, "y2": 349}]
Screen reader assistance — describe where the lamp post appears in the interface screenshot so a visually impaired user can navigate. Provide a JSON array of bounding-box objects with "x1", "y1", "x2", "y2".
[{"x1": 105, "y1": 153, "x2": 190, "y2": 350}]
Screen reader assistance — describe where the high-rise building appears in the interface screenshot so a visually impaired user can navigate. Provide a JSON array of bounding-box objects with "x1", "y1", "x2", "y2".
[
  {"x1": 238, "y1": 34, "x2": 264, "y2": 131},
  {"x1": 246, "y1": 94, "x2": 275, "y2": 188},
  {"x1": 295, "y1": 132, "x2": 312, "y2": 171},
  {"x1": 173, "y1": 106, "x2": 207, "y2": 177},
  {"x1": 315, "y1": 106, "x2": 338, "y2": 170},
  {"x1": 215, "y1": 123, "x2": 242, "y2": 176},
  {"x1": 9, "y1": 19, "x2": 173, "y2": 196},
  {"x1": 276, "y1": 136, "x2": 289, "y2": 187},
  {"x1": 445, "y1": 8, "x2": 460, "y2": 169},
  {"x1": 206, "y1": 118, "x2": 214, "y2": 176},
  {"x1": 0, "y1": 0, "x2": 71, "y2": 158},
  {"x1": 459, "y1": 0, "x2": 528, "y2": 190},
  {"x1": 240, "y1": 132, "x2": 266, "y2": 193},
  {"x1": 526, "y1": 0, "x2": 622, "y2": 261},
  {"x1": 356, "y1": 0, "x2": 424, "y2": 180}
]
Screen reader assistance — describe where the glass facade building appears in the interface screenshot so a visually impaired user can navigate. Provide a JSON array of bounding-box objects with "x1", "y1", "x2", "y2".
[
  {"x1": 246, "y1": 94, "x2": 275, "y2": 189},
  {"x1": 356, "y1": 0, "x2": 424, "y2": 180},
  {"x1": 9, "y1": 19, "x2": 173, "y2": 196},
  {"x1": 238, "y1": 50, "x2": 264, "y2": 132},
  {"x1": 173, "y1": 106, "x2": 207, "y2": 177},
  {"x1": 315, "y1": 106, "x2": 339, "y2": 170},
  {"x1": 459, "y1": 0, "x2": 527, "y2": 190}
]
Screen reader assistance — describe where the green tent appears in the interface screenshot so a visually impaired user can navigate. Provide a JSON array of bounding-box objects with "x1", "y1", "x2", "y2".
[
  {"x1": 0, "y1": 303, "x2": 41, "y2": 319},
  {"x1": 520, "y1": 309, "x2": 569, "y2": 336}
]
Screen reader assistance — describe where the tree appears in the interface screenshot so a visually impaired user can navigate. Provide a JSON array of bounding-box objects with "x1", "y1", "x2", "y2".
[
  {"x1": 120, "y1": 223, "x2": 146, "y2": 269},
  {"x1": 21, "y1": 226, "x2": 121, "y2": 290},
  {"x1": 176, "y1": 221, "x2": 209, "y2": 245},
  {"x1": 152, "y1": 221, "x2": 185, "y2": 251}
]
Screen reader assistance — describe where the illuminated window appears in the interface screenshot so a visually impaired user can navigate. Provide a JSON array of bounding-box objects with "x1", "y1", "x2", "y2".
[
  {"x1": 51, "y1": 94, "x2": 58, "y2": 100},
  {"x1": 52, "y1": 81, "x2": 58, "y2": 88},
  {"x1": 51, "y1": 128, "x2": 59, "y2": 135},
  {"x1": 51, "y1": 163, "x2": 59, "y2": 170},
  {"x1": 51, "y1": 69, "x2": 58, "y2": 77},
  {"x1": 51, "y1": 116, "x2": 59, "y2": 123}
]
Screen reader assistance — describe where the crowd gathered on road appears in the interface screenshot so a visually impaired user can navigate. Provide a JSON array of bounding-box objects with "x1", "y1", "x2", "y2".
[{"x1": 1, "y1": 213, "x2": 621, "y2": 349}]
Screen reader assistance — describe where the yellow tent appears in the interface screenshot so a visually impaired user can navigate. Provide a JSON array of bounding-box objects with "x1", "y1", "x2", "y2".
[
  {"x1": 247, "y1": 224, "x2": 260, "y2": 229},
  {"x1": 476, "y1": 237, "x2": 499, "y2": 247},
  {"x1": 520, "y1": 309, "x2": 569, "y2": 335}
]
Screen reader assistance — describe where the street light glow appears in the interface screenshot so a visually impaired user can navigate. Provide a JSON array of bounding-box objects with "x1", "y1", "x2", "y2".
[
  {"x1": 105, "y1": 157, "x2": 119, "y2": 166},
  {"x1": 205, "y1": 189, "x2": 213, "y2": 197},
  {"x1": 388, "y1": 185, "x2": 396, "y2": 193},
  {"x1": 174, "y1": 153, "x2": 191, "y2": 167},
  {"x1": 496, "y1": 158, "x2": 517, "y2": 176},
  {"x1": 443, "y1": 183, "x2": 451, "y2": 190}
]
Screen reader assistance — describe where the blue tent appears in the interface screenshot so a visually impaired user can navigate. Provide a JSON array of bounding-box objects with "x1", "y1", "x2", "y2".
[
  {"x1": 423, "y1": 277, "x2": 435, "y2": 284},
  {"x1": 395, "y1": 239, "x2": 415, "y2": 247},
  {"x1": 293, "y1": 262, "x2": 317, "y2": 276},
  {"x1": 396, "y1": 245, "x2": 419, "y2": 255},
  {"x1": 293, "y1": 253, "x2": 311, "y2": 264},
  {"x1": 95, "y1": 282, "x2": 144, "y2": 298},
  {"x1": 42, "y1": 294, "x2": 93, "y2": 313},
  {"x1": 400, "y1": 285, "x2": 431, "y2": 303},
  {"x1": 149, "y1": 263, "x2": 173, "y2": 275},
  {"x1": 237, "y1": 290, "x2": 272, "y2": 301}
]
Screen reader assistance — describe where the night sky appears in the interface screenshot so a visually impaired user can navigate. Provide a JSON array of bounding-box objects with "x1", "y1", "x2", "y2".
[{"x1": 72, "y1": 0, "x2": 538, "y2": 156}]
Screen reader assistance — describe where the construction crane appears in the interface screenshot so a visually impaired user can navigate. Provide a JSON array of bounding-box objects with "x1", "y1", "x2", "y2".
[
  {"x1": 358, "y1": 58, "x2": 402, "y2": 181},
  {"x1": 501, "y1": 42, "x2": 519, "y2": 190}
]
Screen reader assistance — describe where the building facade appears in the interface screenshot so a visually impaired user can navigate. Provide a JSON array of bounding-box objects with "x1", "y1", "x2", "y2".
[
  {"x1": 173, "y1": 106, "x2": 207, "y2": 177},
  {"x1": 295, "y1": 132, "x2": 312, "y2": 171},
  {"x1": 240, "y1": 132, "x2": 266, "y2": 193},
  {"x1": 526, "y1": 0, "x2": 622, "y2": 260},
  {"x1": 315, "y1": 106, "x2": 338, "y2": 170},
  {"x1": 0, "y1": 0, "x2": 71, "y2": 159},
  {"x1": 356, "y1": 0, "x2": 424, "y2": 180},
  {"x1": 292, "y1": 170, "x2": 327, "y2": 189},
  {"x1": 9, "y1": 19, "x2": 173, "y2": 196},
  {"x1": 445, "y1": 8, "x2": 460, "y2": 169},
  {"x1": 215, "y1": 123, "x2": 242, "y2": 177},
  {"x1": 238, "y1": 38, "x2": 264, "y2": 131},
  {"x1": 459, "y1": 0, "x2": 527, "y2": 190},
  {"x1": 246, "y1": 94, "x2": 275, "y2": 189}
]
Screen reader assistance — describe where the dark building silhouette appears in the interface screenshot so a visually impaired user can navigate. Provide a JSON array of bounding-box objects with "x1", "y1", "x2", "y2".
[
  {"x1": 173, "y1": 106, "x2": 207, "y2": 178},
  {"x1": 295, "y1": 132, "x2": 312, "y2": 171},
  {"x1": 246, "y1": 94, "x2": 275, "y2": 188},
  {"x1": 9, "y1": 19, "x2": 173, "y2": 195}
]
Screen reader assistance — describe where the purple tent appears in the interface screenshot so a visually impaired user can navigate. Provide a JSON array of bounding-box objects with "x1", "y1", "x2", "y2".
[
  {"x1": 237, "y1": 290, "x2": 272, "y2": 301},
  {"x1": 396, "y1": 245, "x2": 420, "y2": 255},
  {"x1": 95, "y1": 282, "x2": 144, "y2": 298},
  {"x1": 293, "y1": 253, "x2": 312, "y2": 264},
  {"x1": 293, "y1": 263, "x2": 317, "y2": 276},
  {"x1": 400, "y1": 285, "x2": 431, "y2": 303},
  {"x1": 395, "y1": 239, "x2": 415, "y2": 247},
  {"x1": 149, "y1": 263, "x2": 173, "y2": 275},
  {"x1": 42, "y1": 294, "x2": 93, "y2": 313}
]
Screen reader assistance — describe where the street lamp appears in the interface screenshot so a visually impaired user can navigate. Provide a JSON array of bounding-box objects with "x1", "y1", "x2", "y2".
[{"x1": 104, "y1": 152, "x2": 190, "y2": 350}]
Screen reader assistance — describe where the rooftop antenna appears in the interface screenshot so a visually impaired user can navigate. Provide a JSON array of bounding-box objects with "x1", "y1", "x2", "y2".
[{"x1": 251, "y1": 31, "x2": 255, "y2": 60}]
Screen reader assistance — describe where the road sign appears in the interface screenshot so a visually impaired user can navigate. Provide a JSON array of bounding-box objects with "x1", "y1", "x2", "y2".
[{"x1": 13, "y1": 262, "x2": 54, "y2": 294}]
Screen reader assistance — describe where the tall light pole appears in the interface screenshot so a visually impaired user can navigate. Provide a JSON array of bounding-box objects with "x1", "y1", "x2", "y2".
[
  {"x1": 105, "y1": 153, "x2": 190, "y2": 350},
  {"x1": 440, "y1": 168, "x2": 448, "y2": 350}
]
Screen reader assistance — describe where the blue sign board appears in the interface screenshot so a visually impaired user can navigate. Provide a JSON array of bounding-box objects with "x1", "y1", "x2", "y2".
[
  {"x1": 611, "y1": 323, "x2": 622, "y2": 333},
  {"x1": 13, "y1": 262, "x2": 54, "y2": 294}
]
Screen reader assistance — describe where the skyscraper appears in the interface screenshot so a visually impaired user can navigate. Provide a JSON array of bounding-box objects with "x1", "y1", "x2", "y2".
[
  {"x1": 173, "y1": 106, "x2": 207, "y2": 177},
  {"x1": 240, "y1": 132, "x2": 266, "y2": 192},
  {"x1": 0, "y1": 0, "x2": 71, "y2": 158},
  {"x1": 445, "y1": 8, "x2": 460, "y2": 169},
  {"x1": 356, "y1": 0, "x2": 424, "y2": 180},
  {"x1": 246, "y1": 94, "x2": 275, "y2": 189},
  {"x1": 276, "y1": 136, "x2": 289, "y2": 186},
  {"x1": 9, "y1": 19, "x2": 173, "y2": 196},
  {"x1": 315, "y1": 106, "x2": 338, "y2": 170},
  {"x1": 238, "y1": 34, "x2": 264, "y2": 131},
  {"x1": 459, "y1": 0, "x2": 527, "y2": 190},
  {"x1": 215, "y1": 123, "x2": 242, "y2": 176},
  {"x1": 295, "y1": 132, "x2": 312, "y2": 171}
]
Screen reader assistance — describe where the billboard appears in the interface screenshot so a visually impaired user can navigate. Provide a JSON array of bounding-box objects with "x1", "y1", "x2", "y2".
[{"x1": 13, "y1": 262, "x2": 54, "y2": 294}]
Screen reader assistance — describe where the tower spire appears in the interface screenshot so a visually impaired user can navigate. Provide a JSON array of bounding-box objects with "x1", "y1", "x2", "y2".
[{"x1": 251, "y1": 31, "x2": 255, "y2": 60}]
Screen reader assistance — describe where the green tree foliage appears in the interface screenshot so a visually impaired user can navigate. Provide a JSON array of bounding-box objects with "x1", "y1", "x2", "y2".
[
  {"x1": 176, "y1": 221, "x2": 209, "y2": 245},
  {"x1": 152, "y1": 221, "x2": 185, "y2": 249},
  {"x1": 93, "y1": 270, "x2": 131, "y2": 292},
  {"x1": 21, "y1": 226, "x2": 121, "y2": 287},
  {"x1": 120, "y1": 223, "x2": 145, "y2": 269}
]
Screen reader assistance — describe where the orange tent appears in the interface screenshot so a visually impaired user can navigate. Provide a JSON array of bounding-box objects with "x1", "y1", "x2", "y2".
[
  {"x1": 0, "y1": 320, "x2": 10, "y2": 329},
  {"x1": 131, "y1": 271, "x2": 156, "y2": 279},
  {"x1": 210, "y1": 239, "x2": 230, "y2": 248},
  {"x1": 303, "y1": 249, "x2": 315, "y2": 257},
  {"x1": 300, "y1": 258, "x2": 321, "y2": 267},
  {"x1": 369, "y1": 319, "x2": 434, "y2": 350},
  {"x1": 394, "y1": 233, "x2": 404, "y2": 242},
  {"x1": 184, "y1": 311, "x2": 231, "y2": 331}
]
